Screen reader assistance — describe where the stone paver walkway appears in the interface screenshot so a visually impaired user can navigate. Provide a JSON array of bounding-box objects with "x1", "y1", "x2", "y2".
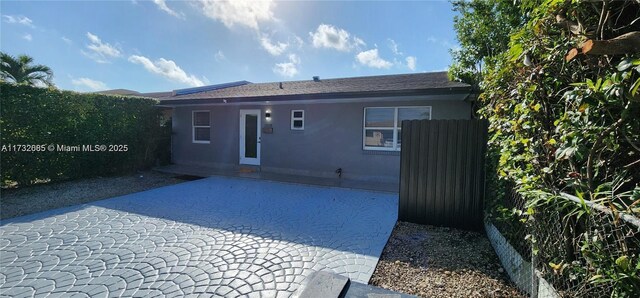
[{"x1": 0, "y1": 177, "x2": 398, "y2": 297}]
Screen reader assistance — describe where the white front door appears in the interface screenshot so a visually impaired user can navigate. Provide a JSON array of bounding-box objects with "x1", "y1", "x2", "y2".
[{"x1": 239, "y1": 109, "x2": 261, "y2": 165}]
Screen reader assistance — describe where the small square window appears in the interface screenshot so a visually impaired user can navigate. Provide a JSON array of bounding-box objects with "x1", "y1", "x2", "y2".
[
  {"x1": 291, "y1": 110, "x2": 304, "y2": 130},
  {"x1": 192, "y1": 110, "x2": 211, "y2": 143}
]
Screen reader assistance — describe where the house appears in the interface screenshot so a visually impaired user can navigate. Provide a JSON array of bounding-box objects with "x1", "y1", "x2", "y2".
[{"x1": 157, "y1": 72, "x2": 473, "y2": 183}]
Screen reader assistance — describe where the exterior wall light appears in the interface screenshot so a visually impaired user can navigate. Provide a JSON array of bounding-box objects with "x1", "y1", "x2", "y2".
[{"x1": 265, "y1": 111, "x2": 272, "y2": 121}]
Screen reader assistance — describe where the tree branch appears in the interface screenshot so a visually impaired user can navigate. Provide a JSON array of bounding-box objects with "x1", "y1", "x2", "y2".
[
  {"x1": 596, "y1": 0, "x2": 610, "y2": 40},
  {"x1": 581, "y1": 31, "x2": 640, "y2": 56},
  {"x1": 565, "y1": 48, "x2": 580, "y2": 61}
]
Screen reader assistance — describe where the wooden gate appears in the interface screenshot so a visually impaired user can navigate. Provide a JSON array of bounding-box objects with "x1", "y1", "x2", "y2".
[{"x1": 399, "y1": 119, "x2": 488, "y2": 230}]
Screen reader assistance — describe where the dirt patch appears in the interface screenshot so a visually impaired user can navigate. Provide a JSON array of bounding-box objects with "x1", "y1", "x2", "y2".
[
  {"x1": 369, "y1": 221, "x2": 524, "y2": 298},
  {"x1": 1, "y1": 171, "x2": 184, "y2": 220}
]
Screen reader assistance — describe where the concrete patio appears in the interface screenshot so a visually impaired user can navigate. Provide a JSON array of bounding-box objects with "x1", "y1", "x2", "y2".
[{"x1": 0, "y1": 176, "x2": 398, "y2": 297}]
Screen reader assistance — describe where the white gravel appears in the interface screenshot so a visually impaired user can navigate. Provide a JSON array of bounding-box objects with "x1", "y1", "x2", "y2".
[{"x1": 370, "y1": 221, "x2": 524, "y2": 298}]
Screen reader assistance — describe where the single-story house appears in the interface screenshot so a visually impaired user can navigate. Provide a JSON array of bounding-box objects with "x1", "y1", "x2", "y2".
[{"x1": 157, "y1": 72, "x2": 473, "y2": 183}]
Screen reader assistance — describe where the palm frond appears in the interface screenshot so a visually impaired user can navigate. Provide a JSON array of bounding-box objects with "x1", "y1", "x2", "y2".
[{"x1": 0, "y1": 51, "x2": 54, "y2": 87}]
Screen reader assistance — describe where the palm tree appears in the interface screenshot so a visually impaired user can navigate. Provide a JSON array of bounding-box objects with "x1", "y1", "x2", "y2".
[{"x1": 0, "y1": 52, "x2": 54, "y2": 87}]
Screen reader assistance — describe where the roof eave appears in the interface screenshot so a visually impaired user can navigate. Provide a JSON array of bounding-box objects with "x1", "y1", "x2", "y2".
[{"x1": 158, "y1": 86, "x2": 472, "y2": 106}]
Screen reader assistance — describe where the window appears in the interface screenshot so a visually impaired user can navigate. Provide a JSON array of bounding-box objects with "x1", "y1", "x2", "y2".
[
  {"x1": 363, "y1": 106, "x2": 431, "y2": 151},
  {"x1": 291, "y1": 110, "x2": 304, "y2": 130},
  {"x1": 192, "y1": 110, "x2": 211, "y2": 143}
]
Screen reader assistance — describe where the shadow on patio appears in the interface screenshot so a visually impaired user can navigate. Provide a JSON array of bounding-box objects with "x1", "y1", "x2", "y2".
[{"x1": 154, "y1": 164, "x2": 399, "y2": 194}]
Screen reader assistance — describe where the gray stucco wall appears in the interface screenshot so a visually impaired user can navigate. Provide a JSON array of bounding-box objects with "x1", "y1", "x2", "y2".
[{"x1": 171, "y1": 95, "x2": 472, "y2": 183}]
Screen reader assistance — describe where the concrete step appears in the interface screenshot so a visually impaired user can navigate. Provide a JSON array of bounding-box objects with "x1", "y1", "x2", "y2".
[
  {"x1": 296, "y1": 271, "x2": 417, "y2": 298},
  {"x1": 238, "y1": 165, "x2": 260, "y2": 173},
  {"x1": 296, "y1": 271, "x2": 350, "y2": 298}
]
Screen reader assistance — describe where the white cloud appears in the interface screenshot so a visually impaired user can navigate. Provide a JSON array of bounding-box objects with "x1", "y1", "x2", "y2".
[
  {"x1": 309, "y1": 24, "x2": 365, "y2": 52},
  {"x1": 388, "y1": 39, "x2": 402, "y2": 55},
  {"x1": 292, "y1": 35, "x2": 304, "y2": 48},
  {"x1": 2, "y1": 15, "x2": 34, "y2": 27},
  {"x1": 427, "y1": 36, "x2": 459, "y2": 50},
  {"x1": 384, "y1": 39, "x2": 417, "y2": 69},
  {"x1": 83, "y1": 32, "x2": 121, "y2": 63},
  {"x1": 288, "y1": 53, "x2": 300, "y2": 64},
  {"x1": 128, "y1": 55, "x2": 204, "y2": 87},
  {"x1": 260, "y1": 36, "x2": 288, "y2": 56},
  {"x1": 22, "y1": 34, "x2": 32, "y2": 41},
  {"x1": 62, "y1": 36, "x2": 72, "y2": 44},
  {"x1": 406, "y1": 56, "x2": 417, "y2": 71},
  {"x1": 214, "y1": 50, "x2": 226, "y2": 62},
  {"x1": 355, "y1": 49, "x2": 392, "y2": 69},
  {"x1": 153, "y1": 0, "x2": 183, "y2": 18},
  {"x1": 273, "y1": 54, "x2": 300, "y2": 77},
  {"x1": 197, "y1": 0, "x2": 276, "y2": 30},
  {"x1": 71, "y1": 77, "x2": 107, "y2": 91}
]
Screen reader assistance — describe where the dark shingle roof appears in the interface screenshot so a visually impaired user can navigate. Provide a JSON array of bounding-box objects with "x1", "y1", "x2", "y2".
[
  {"x1": 95, "y1": 89, "x2": 141, "y2": 96},
  {"x1": 158, "y1": 72, "x2": 470, "y2": 105},
  {"x1": 173, "y1": 81, "x2": 251, "y2": 96},
  {"x1": 94, "y1": 89, "x2": 173, "y2": 99},
  {"x1": 139, "y1": 91, "x2": 174, "y2": 98}
]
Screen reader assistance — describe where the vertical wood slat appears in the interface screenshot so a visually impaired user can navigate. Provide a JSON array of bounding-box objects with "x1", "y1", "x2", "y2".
[
  {"x1": 399, "y1": 122, "x2": 411, "y2": 221},
  {"x1": 427, "y1": 122, "x2": 438, "y2": 224},
  {"x1": 416, "y1": 122, "x2": 429, "y2": 225},
  {"x1": 408, "y1": 120, "x2": 421, "y2": 223},
  {"x1": 455, "y1": 121, "x2": 468, "y2": 227},
  {"x1": 398, "y1": 119, "x2": 489, "y2": 230}
]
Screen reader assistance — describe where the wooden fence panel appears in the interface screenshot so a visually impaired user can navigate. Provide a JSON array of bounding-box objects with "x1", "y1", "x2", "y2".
[{"x1": 399, "y1": 119, "x2": 488, "y2": 230}]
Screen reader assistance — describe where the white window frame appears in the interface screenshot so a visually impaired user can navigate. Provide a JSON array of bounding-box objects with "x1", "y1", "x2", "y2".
[
  {"x1": 362, "y1": 106, "x2": 432, "y2": 151},
  {"x1": 291, "y1": 110, "x2": 305, "y2": 130},
  {"x1": 192, "y1": 110, "x2": 211, "y2": 144}
]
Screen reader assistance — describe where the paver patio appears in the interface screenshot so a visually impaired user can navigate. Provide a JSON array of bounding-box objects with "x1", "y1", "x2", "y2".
[{"x1": 0, "y1": 176, "x2": 398, "y2": 297}]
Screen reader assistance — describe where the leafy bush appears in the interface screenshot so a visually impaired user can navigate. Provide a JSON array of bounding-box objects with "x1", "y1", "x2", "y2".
[
  {"x1": 0, "y1": 82, "x2": 170, "y2": 187},
  {"x1": 453, "y1": 0, "x2": 640, "y2": 211},
  {"x1": 452, "y1": 0, "x2": 640, "y2": 296}
]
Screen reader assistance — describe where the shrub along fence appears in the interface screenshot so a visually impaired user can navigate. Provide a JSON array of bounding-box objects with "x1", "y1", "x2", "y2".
[
  {"x1": 530, "y1": 193, "x2": 639, "y2": 297},
  {"x1": 486, "y1": 187, "x2": 640, "y2": 297},
  {"x1": 0, "y1": 83, "x2": 170, "y2": 187}
]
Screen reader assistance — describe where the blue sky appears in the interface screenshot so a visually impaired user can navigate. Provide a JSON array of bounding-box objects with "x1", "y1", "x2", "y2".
[{"x1": 1, "y1": 1, "x2": 459, "y2": 92}]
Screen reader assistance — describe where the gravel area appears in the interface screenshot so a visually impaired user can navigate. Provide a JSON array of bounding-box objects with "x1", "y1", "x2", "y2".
[
  {"x1": 370, "y1": 221, "x2": 524, "y2": 298},
  {"x1": 0, "y1": 171, "x2": 184, "y2": 220}
]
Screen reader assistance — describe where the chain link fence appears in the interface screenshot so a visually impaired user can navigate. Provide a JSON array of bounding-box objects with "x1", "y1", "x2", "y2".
[
  {"x1": 531, "y1": 194, "x2": 640, "y2": 297},
  {"x1": 490, "y1": 183, "x2": 531, "y2": 260},
  {"x1": 488, "y1": 188, "x2": 640, "y2": 297},
  {"x1": 485, "y1": 182, "x2": 532, "y2": 296}
]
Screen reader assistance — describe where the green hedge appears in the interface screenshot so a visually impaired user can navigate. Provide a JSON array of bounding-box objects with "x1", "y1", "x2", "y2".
[
  {"x1": 452, "y1": 1, "x2": 640, "y2": 296},
  {"x1": 0, "y1": 83, "x2": 171, "y2": 187}
]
